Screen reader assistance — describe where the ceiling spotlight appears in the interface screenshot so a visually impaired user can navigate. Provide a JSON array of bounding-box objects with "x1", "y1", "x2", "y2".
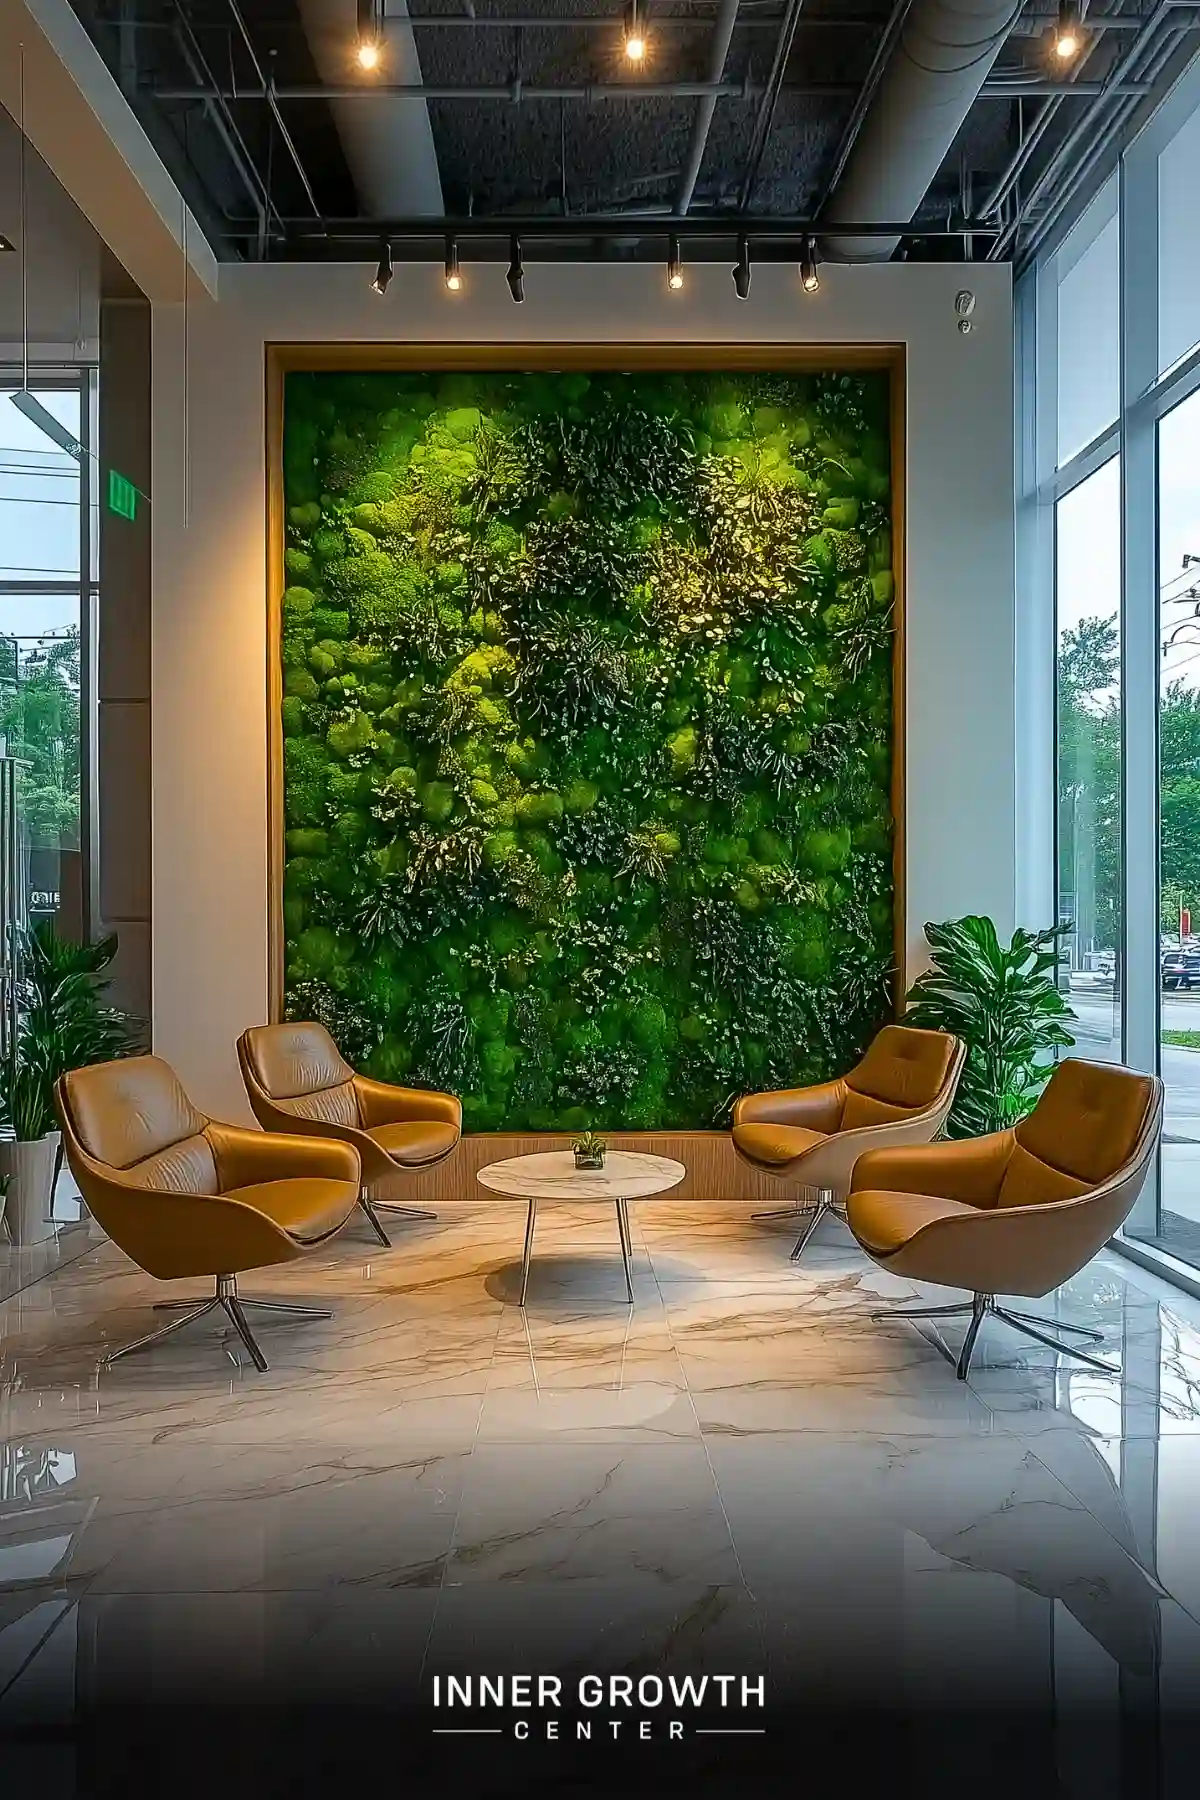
[
  {"x1": 506, "y1": 235, "x2": 525, "y2": 304},
  {"x1": 356, "y1": 0, "x2": 382, "y2": 69},
  {"x1": 667, "y1": 233, "x2": 683, "y2": 292},
  {"x1": 624, "y1": 1, "x2": 647, "y2": 61},
  {"x1": 1054, "y1": 0, "x2": 1082, "y2": 60},
  {"x1": 733, "y1": 232, "x2": 751, "y2": 300},
  {"x1": 444, "y1": 236, "x2": 462, "y2": 292},
  {"x1": 800, "y1": 235, "x2": 821, "y2": 294},
  {"x1": 370, "y1": 240, "x2": 393, "y2": 296}
]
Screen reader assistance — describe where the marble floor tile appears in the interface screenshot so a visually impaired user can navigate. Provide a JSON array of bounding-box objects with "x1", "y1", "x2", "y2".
[
  {"x1": 5, "y1": 1196, "x2": 1200, "y2": 1788},
  {"x1": 10, "y1": 1435, "x2": 468, "y2": 1594},
  {"x1": 424, "y1": 1576, "x2": 764, "y2": 1680},
  {"x1": 0, "y1": 1588, "x2": 440, "y2": 1724},
  {"x1": 446, "y1": 1442, "x2": 739, "y2": 1586},
  {"x1": 474, "y1": 1382, "x2": 702, "y2": 1445}
]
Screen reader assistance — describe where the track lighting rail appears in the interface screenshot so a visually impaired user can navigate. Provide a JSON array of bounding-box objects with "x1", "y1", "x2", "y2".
[
  {"x1": 228, "y1": 214, "x2": 999, "y2": 243},
  {"x1": 151, "y1": 77, "x2": 1160, "y2": 102}
]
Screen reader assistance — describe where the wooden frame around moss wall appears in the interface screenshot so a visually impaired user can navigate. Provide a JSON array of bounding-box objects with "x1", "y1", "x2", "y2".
[{"x1": 264, "y1": 343, "x2": 908, "y2": 1142}]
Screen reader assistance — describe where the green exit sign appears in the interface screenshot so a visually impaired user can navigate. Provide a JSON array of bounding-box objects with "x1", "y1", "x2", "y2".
[{"x1": 107, "y1": 469, "x2": 138, "y2": 521}]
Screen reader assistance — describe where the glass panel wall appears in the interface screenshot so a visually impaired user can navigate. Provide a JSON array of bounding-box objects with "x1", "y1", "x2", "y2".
[
  {"x1": 1157, "y1": 102, "x2": 1200, "y2": 379},
  {"x1": 1154, "y1": 387, "x2": 1200, "y2": 1260},
  {"x1": 0, "y1": 375, "x2": 93, "y2": 939},
  {"x1": 1024, "y1": 52, "x2": 1200, "y2": 1290},
  {"x1": 1056, "y1": 458, "x2": 1122, "y2": 1063},
  {"x1": 1056, "y1": 185, "x2": 1120, "y2": 467}
]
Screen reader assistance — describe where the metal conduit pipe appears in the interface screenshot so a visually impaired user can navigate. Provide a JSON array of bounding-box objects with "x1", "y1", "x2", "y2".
[
  {"x1": 737, "y1": 0, "x2": 808, "y2": 209},
  {"x1": 295, "y1": 0, "x2": 442, "y2": 218},
  {"x1": 980, "y1": 0, "x2": 1149, "y2": 221},
  {"x1": 987, "y1": 0, "x2": 1180, "y2": 259},
  {"x1": 821, "y1": 0, "x2": 1025, "y2": 261},
  {"x1": 996, "y1": 13, "x2": 1185, "y2": 259},
  {"x1": 675, "y1": 0, "x2": 742, "y2": 213}
]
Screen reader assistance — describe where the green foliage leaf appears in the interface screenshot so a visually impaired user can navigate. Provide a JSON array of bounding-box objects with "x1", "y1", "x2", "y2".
[
  {"x1": 904, "y1": 914, "x2": 1077, "y2": 1136},
  {"x1": 281, "y1": 370, "x2": 895, "y2": 1129}
]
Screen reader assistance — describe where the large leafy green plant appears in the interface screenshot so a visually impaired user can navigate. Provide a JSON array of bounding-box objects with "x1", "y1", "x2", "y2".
[
  {"x1": 0, "y1": 922, "x2": 141, "y2": 1141},
  {"x1": 904, "y1": 915, "x2": 1076, "y2": 1138}
]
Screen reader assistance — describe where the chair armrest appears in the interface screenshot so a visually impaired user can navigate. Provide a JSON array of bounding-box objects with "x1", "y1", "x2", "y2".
[
  {"x1": 353, "y1": 1076, "x2": 462, "y2": 1131},
  {"x1": 56, "y1": 1148, "x2": 316, "y2": 1282},
  {"x1": 732, "y1": 1079, "x2": 846, "y2": 1134},
  {"x1": 206, "y1": 1122, "x2": 360, "y2": 1191},
  {"x1": 850, "y1": 1131, "x2": 1015, "y2": 1207}
]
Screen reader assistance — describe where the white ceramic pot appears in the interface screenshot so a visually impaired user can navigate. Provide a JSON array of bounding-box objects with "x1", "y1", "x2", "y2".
[{"x1": 0, "y1": 1133, "x2": 61, "y2": 1245}]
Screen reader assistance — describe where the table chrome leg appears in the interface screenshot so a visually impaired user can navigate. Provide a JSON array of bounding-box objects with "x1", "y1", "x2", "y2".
[
  {"x1": 518, "y1": 1195, "x2": 538, "y2": 1307},
  {"x1": 616, "y1": 1197, "x2": 635, "y2": 1305}
]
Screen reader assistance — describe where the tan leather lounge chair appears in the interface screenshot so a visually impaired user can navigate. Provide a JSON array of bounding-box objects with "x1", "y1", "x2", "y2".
[
  {"x1": 732, "y1": 1025, "x2": 966, "y2": 1260},
  {"x1": 846, "y1": 1057, "x2": 1163, "y2": 1380},
  {"x1": 237, "y1": 1022, "x2": 462, "y2": 1248},
  {"x1": 55, "y1": 1056, "x2": 362, "y2": 1370}
]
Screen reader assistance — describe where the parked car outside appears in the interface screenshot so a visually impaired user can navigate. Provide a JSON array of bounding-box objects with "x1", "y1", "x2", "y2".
[{"x1": 1162, "y1": 950, "x2": 1200, "y2": 990}]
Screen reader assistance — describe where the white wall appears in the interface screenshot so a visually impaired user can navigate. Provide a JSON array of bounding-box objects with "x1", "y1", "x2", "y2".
[{"x1": 152, "y1": 258, "x2": 1015, "y2": 1121}]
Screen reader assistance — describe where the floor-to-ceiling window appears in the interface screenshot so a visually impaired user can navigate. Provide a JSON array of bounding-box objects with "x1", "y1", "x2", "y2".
[
  {"x1": 1057, "y1": 456, "x2": 1123, "y2": 1064},
  {"x1": 1024, "y1": 52, "x2": 1200, "y2": 1288},
  {"x1": 0, "y1": 372, "x2": 96, "y2": 940},
  {"x1": 1155, "y1": 385, "x2": 1200, "y2": 1257}
]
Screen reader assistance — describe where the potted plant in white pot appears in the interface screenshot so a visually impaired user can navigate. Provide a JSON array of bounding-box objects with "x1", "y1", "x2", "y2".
[{"x1": 0, "y1": 923, "x2": 139, "y2": 1245}]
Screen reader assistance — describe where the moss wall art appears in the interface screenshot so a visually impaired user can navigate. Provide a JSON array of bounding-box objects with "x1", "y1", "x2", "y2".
[{"x1": 279, "y1": 368, "x2": 896, "y2": 1132}]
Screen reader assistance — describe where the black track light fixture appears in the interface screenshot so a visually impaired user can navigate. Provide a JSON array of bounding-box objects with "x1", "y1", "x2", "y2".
[
  {"x1": 444, "y1": 235, "x2": 462, "y2": 292},
  {"x1": 507, "y1": 235, "x2": 525, "y2": 304},
  {"x1": 800, "y1": 235, "x2": 821, "y2": 294},
  {"x1": 370, "y1": 239, "x2": 393, "y2": 295},
  {"x1": 667, "y1": 233, "x2": 683, "y2": 292},
  {"x1": 733, "y1": 232, "x2": 751, "y2": 300}
]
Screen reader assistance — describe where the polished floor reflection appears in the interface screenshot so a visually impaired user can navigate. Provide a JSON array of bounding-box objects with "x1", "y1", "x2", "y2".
[{"x1": 3, "y1": 1194, "x2": 1200, "y2": 1793}]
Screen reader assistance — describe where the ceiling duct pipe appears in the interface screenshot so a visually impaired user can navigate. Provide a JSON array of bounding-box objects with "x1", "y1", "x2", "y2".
[
  {"x1": 295, "y1": 0, "x2": 442, "y2": 217},
  {"x1": 821, "y1": 0, "x2": 1022, "y2": 261},
  {"x1": 675, "y1": 0, "x2": 742, "y2": 214}
]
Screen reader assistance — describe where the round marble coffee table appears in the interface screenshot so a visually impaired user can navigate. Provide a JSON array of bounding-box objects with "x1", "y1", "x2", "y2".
[{"x1": 476, "y1": 1150, "x2": 686, "y2": 1306}]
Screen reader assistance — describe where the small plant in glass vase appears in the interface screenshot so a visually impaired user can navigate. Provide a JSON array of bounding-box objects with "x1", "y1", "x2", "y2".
[{"x1": 572, "y1": 1130, "x2": 607, "y2": 1172}]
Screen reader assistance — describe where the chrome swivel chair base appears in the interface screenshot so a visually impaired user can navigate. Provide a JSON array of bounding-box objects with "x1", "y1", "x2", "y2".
[
  {"x1": 752, "y1": 1188, "x2": 840, "y2": 1261},
  {"x1": 109, "y1": 1273, "x2": 332, "y2": 1372},
  {"x1": 358, "y1": 1197, "x2": 438, "y2": 1248},
  {"x1": 872, "y1": 1290, "x2": 1113, "y2": 1382}
]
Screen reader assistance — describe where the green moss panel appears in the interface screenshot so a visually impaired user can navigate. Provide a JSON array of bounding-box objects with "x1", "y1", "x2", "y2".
[{"x1": 279, "y1": 369, "x2": 896, "y2": 1131}]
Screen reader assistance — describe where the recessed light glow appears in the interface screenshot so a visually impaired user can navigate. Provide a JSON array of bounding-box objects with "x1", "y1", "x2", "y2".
[
  {"x1": 624, "y1": 3, "x2": 647, "y2": 62},
  {"x1": 800, "y1": 236, "x2": 820, "y2": 294},
  {"x1": 357, "y1": 38, "x2": 380, "y2": 70},
  {"x1": 1054, "y1": 0, "x2": 1083, "y2": 61},
  {"x1": 667, "y1": 233, "x2": 683, "y2": 291}
]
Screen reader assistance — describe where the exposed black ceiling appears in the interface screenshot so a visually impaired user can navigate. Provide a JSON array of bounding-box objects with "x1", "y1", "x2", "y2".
[{"x1": 64, "y1": 0, "x2": 1200, "y2": 267}]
